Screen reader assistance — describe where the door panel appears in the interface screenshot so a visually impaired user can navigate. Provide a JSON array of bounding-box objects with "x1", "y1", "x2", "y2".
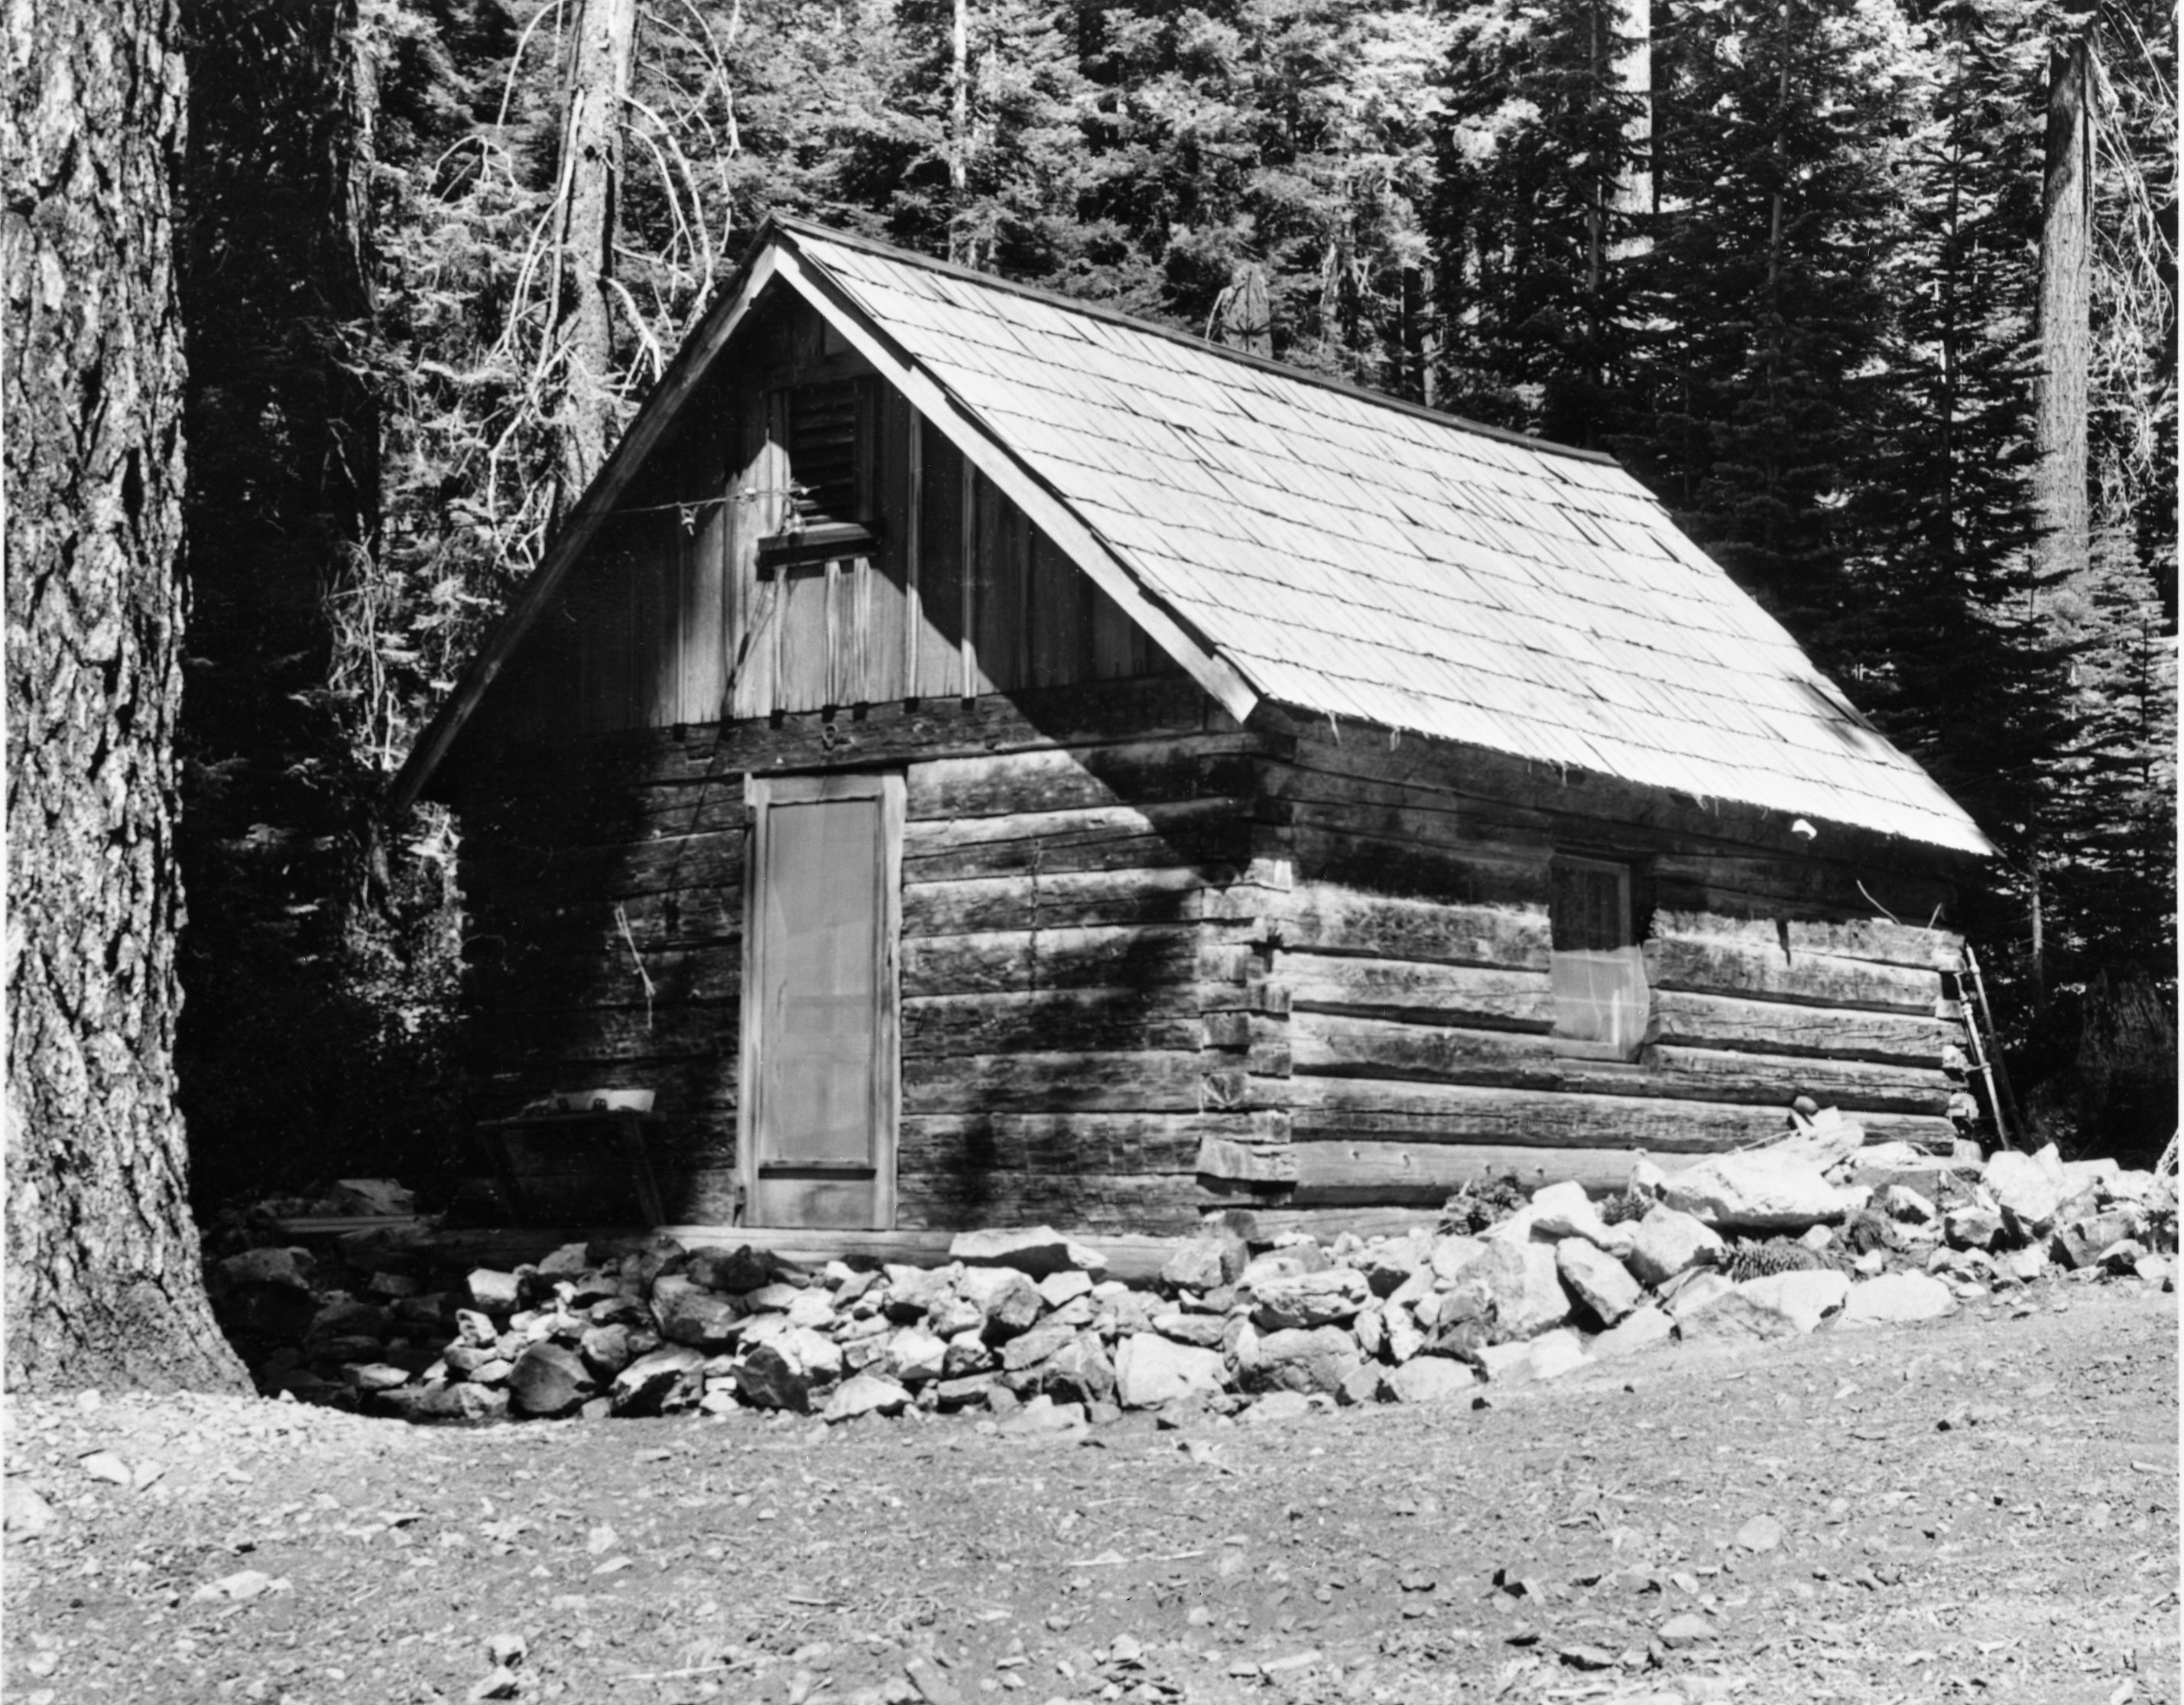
[{"x1": 742, "y1": 772, "x2": 902, "y2": 1229}]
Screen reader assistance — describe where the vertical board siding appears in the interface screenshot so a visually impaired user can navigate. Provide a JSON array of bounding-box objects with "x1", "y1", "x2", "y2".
[
  {"x1": 914, "y1": 414, "x2": 966, "y2": 699},
  {"x1": 497, "y1": 291, "x2": 1182, "y2": 745}
]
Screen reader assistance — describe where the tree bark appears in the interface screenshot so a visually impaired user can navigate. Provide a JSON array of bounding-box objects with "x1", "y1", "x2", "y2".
[
  {"x1": 2035, "y1": 35, "x2": 2092, "y2": 589},
  {"x1": 554, "y1": 0, "x2": 637, "y2": 504},
  {"x1": 4, "y1": 0, "x2": 248, "y2": 1392},
  {"x1": 1608, "y1": 0, "x2": 1653, "y2": 250},
  {"x1": 949, "y1": 0, "x2": 970, "y2": 264}
]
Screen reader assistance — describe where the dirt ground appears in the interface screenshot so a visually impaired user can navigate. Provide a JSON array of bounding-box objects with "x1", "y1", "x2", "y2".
[{"x1": 5, "y1": 1272, "x2": 2176, "y2": 1705}]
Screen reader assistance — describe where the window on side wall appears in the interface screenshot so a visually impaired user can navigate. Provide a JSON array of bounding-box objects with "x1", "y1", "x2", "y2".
[{"x1": 1550, "y1": 856, "x2": 1650, "y2": 1060}]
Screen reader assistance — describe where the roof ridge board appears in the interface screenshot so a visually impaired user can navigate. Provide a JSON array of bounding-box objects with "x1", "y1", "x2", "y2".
[{"x1": 771, "y1": 216, "x2": 1620, "y2": 470}]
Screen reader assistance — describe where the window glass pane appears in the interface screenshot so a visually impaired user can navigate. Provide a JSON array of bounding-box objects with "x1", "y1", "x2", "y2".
[{"x1": 1550, "y1": 860, "x2": 1647, "y2": 1055}]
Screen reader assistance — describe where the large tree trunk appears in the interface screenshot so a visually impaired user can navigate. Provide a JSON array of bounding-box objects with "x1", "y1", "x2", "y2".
[
  {"x1": 1608, "y1": 0, "x2": 1653, "y2": 248},
  {"x1": 553, "y1": 0, "x2": 637, "y2": 505},
  {"x1": 3, "y1": 0, "x2": 248, "y2": 1392},
  {"x1": 949, "y1": 0, "x2": 970, "y2": 263},
  {"x1": 2027, "y1": 34, "x2": 2092, "y2": 1010},
  {"x1": 2034, "y1": 34, "x2": 2092, "y2": 583}
]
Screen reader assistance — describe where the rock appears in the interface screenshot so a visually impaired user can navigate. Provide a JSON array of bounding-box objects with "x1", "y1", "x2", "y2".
[
  {"x1": 1456, "y1": 1240, "x2": 1569, "y2": 1342},
  {"x1": 785, "y1": 1289, "x2": 838, "y2": 1330},
  {"x1": 2134, "y1": 1252, "x2": 2174, "y2": 1288},
  {"x1": 1114, "y1": 1334, "x2": 1226, "y2": 1408},
  {"x1": 216, "y1": 1246, "x2": 316, "y2": 1293},
  {"x1": 999, "y1": 1394, "x2": 1086, "y2": 1434},
  {"x1": 823, "y1": 1372, "x2": 911, "y2": 1424},
  {"x1": 610, "y1": 1346, "x2": 705, "y2": 1416},
  {"x1": 956, "y1": 1268, "x2": 1045, "y2": 1340},
  {"x1": 1332, "y1": 1362, "x2": 1381, "y2": 1406},
  {"x1": 1160, "y1": 1229, "x2": 1248, "y2": 1292},
  {"x1": 737, "y1": 1327, "x2": 845, "y2": 1412},
  {"x1": 1838, "y1": 1272, "x2": 1956, "y2": 1327},
  {"x1": 1527, "y1": 1328, "x2": 1589, "y2": 1380},
  {"x1": 1241, "y1": 1390, "x2": 1314, "y2": 1425},
  {"x1": 904, "y1": 1654, "x2": 966, "y2": 1705},
  {"x1": 941, "y1": 1330, "x2": 993, "y2": 1378},
  {"x1": 1945, "y1": 1200, "x2": 2005, "y2": 1252},
  {"x1": 1555, "y1": 1239, "x2": 1641, "y2": 1327},
  {"x1": 1352, "y1": 1304, "x2": 1385, "y2": 1359},
  {"x1": 1734, "y1": 1513, "x2": 1784, "y2": 1552},
  {"x1": 2099, "y1": 1168, "x2": 2158, "y2": 1206},
  {"x1": 508, "y1": 1343, "x2": 590, "y2": 1416},
  {"x1": 1530, "y1": 1181, "x2": 1632, "y2": 1255},
  {"x1": 1626, "y1": 1207, "x2": 1727, "y2": 1287},
  {"x1": 2054, "y1": 1210, "x2": 2147, "y2": 1270},
  {"x1": 1000, "y1": 1317, "x2": 1079, "y2": 1373},
  {"x1": 1248, "y1": 1268, "x2": 1370, "y2": 1330},
  {"x1": 1429, "y1": 1234, "x2": 1486, "y2": 1281},
  {"x1": 949, "y1": 1226, "x2": 1107, "y2": 1280},
  {"x1": 1039, "y1": 1334, "x2": 1116, "y2": 1408},
  {"x1": 578, "y1": 1324, "x2": 637, "y2": 1380},
  {"x1": 218, "y1": 1278, "x2": 321, "y2": 1343},
  {"x1": 743, "y1": 1281, "x2": 805, "y2": 1312},
  {"x1": 1589, "y1": 1305, "x2": 1674, "y2": 1359},
  {"x1": 193, "y1": 1569, "x2": 292, "y2": 1603},
  {"x1": 454, "y1": 1308, "x2": 498, "y2": 1347},
  {"x1": 651, "y1": 1276, "x2": 745, "y2": 1349},
  {"x1": 1383, "y1": 1305, "x2": 1427, "y2": 1366},
  {"x1": 468, "y1": 1268, "x2": 521, "y2": 1313},
  {"x1": 933, "y1": 1372, "x2": 998, "y2": 1411},
  {"x1": 1151, "y1": 1311, "x2": 1228, "y2": 1349},
  {"x1": 536, "y1": 1242, "x2": 592, "y2": 1279},
  {"x1": 1664, "y1": 1151, "x2": 1849, "y2": 1232},
  {"x1": 2096, "y1": 1237, "x2": 2148, "y2": 1275},
  {"x1": 1884, "y1": 1184, "x2": 1938, "y2": 1224},
  {"x1": 1240, "y1": 1245, "x2": 1328, "y2": 1288},
  {"x1": 1357, "y1": 1233, "x2": 1430, "y2": 1297},
  {"x1": 1241, "y1": 1326, "x2": 1360, "y2": 1396},
  {"x1": 1037, "y1": 1270, "x2": 1095, "y2": 1310},
  {"x1": 1475, "y1": 1342, "x2": 1537, "y2": 1384},
  {"x1": 1673, "y1": 1290, "x2": 1805, "y2": 1348},
  {"x1": 1384, "y1": 1356, "x2": 1478, "y2": 1405},
  {"x1": 1735, "y1": 1269, "x2": 1849, "y2": 1333},
  {"x1": 2000, "y1": 1245, "x2": 2050, "y2": 1284},
  {"x1": 686, "y1": 1244, "x2": 773, "y2": 1294},
  {"x1": 455, "y1": 1385, "x2": 510, "y2": 1422},
  {"x1": 306, "y1": 1297, "x2": 391, "y2": 1346},
  {"x1": 1984, "y1": 1151, "x2": 2064, "y2": 1236},
  {"x1": 4, "y1": 1482, "x2": 54, "y2": 1538},
  {"x1": 1658, "y1": 1613, "x2": 1717, "y2": 1648},
  {"x1": 884, "y1": 1327, "x2": 949, "y2": 1385},
  {"x1": 344, "y1": 1362, "x2": 411, "y2": 1392}
]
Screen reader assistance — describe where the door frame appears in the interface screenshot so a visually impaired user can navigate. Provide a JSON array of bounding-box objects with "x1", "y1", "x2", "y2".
[{"x1": 737, "y1": 768, "x2": 904, "y2": 1229}]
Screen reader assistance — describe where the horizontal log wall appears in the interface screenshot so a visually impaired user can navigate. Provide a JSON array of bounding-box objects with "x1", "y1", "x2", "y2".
[
  {"x1": 454, "y1": 676, "x2": 1256, "y2": 1232},
  {"x1": 1238, "y1": 729, "x2": 1973, "y2": 1208},
  {"x1": 892, "y1": 716, "x2": 1275, "y2": 1234}
]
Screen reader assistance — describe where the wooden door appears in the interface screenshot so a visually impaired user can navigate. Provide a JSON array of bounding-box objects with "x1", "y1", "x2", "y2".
[{"x1": 740, "y1": 771, "x2": 903, "y2": 1229}]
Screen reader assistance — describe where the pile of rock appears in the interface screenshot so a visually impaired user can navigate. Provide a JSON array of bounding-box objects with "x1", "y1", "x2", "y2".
[{"x1": 206, "y1": 1136, "x2": 2173, "y2": 1428}]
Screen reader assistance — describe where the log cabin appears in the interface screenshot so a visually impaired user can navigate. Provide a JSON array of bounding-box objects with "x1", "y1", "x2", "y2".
[{"x1": 390, "y1": 216, "x2": 1995, "y2": 1239}]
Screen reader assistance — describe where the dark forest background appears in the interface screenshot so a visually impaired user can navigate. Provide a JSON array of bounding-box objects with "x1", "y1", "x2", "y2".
[{"x1": 172, "y1": 0, "x2": 2176, "y2": 1209}]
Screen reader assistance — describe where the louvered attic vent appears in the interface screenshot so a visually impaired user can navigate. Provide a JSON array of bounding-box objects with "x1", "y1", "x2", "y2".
[{"x1": 758, "y1": 378, "x2": 879, "y2": 571}]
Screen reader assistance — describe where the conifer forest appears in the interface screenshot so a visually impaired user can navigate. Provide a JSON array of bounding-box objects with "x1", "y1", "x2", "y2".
[{"x1": 175, "y1": 0, "x2": 2173, "y2": 1209}]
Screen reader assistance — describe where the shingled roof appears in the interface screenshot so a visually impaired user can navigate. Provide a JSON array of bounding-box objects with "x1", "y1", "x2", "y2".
[{"x1": 394, "y1": 217, "x2": 1991, "y2": 857}]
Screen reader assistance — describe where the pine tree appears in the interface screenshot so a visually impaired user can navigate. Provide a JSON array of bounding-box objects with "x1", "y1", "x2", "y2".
[
  {"x1": 1432, "y1": 0, "x2": 1651, "y2": 444},
  {"x1": 1620, "y1": 0, "x2": 1920, "y2": 673}
]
